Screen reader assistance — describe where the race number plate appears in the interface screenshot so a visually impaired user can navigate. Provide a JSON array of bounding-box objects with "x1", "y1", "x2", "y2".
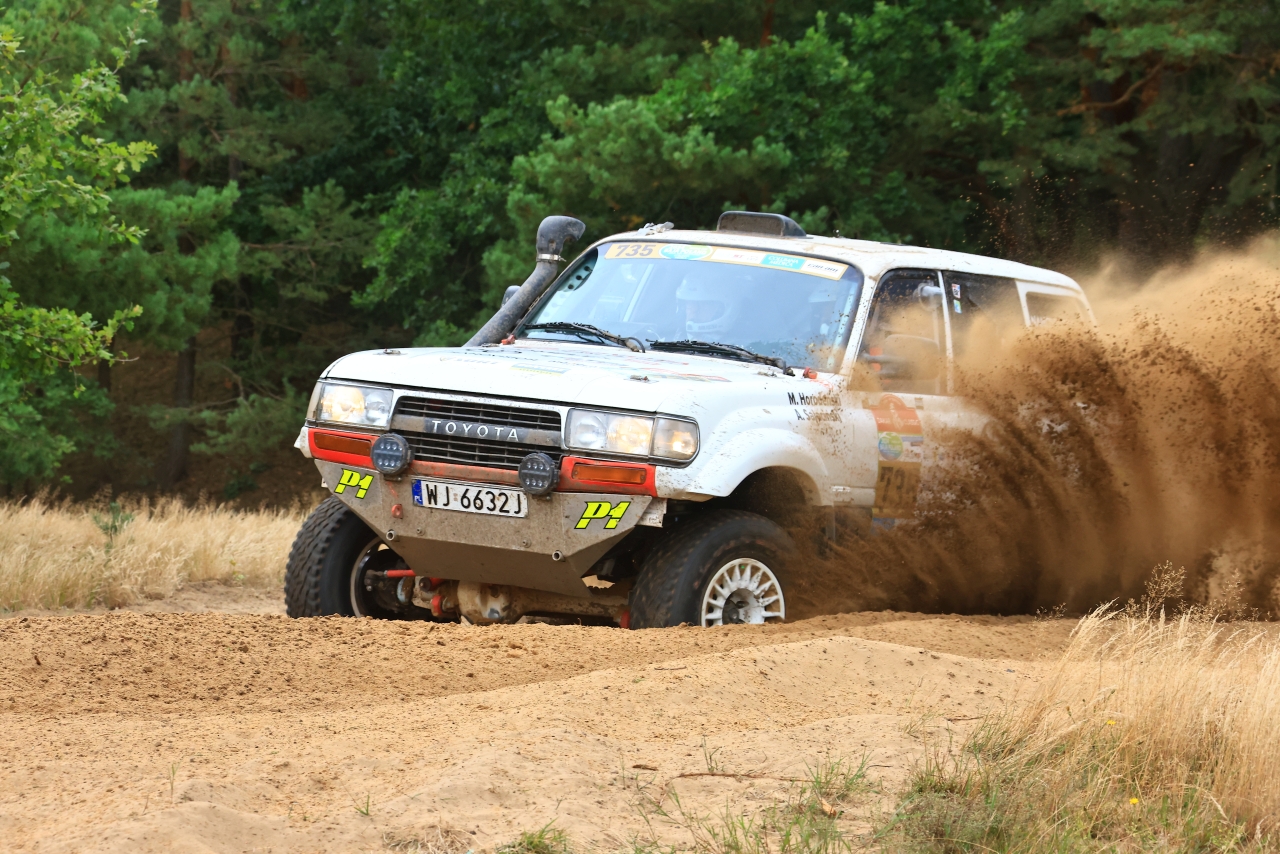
[{"x1": 411, "y1": 479, "x2": 527, "y2": 517}]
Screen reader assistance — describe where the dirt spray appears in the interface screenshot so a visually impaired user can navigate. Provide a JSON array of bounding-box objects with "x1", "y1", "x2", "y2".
[{"x1": 793, "y1": 237, "x2": 1280, "y2": 617}]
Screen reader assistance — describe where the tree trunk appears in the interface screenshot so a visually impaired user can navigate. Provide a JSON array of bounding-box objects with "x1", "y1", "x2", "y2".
[{"x1": 159, "y1": 337, "x2": 197, "y2": 489}]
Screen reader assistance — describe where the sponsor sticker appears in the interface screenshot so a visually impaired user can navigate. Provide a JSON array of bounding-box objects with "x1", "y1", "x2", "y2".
[
  {"x1": 575, "y1": 500, "x2": 631, "y2": 530},
  {"x1": 870, "y1": 394, "x2": 925, "y2": 519},
  {"x1": 659, "y1": 244, "x2": 713, "y2": 260},
  {"x1": 877, "y1": 432, "x2": 904, "y2": 460},
  {"x1": 334, "y1": 469, "x2": 374, "y2": 499},
  {"x1": 762, "y1": 253, "x2": 805, "y2": 270}
]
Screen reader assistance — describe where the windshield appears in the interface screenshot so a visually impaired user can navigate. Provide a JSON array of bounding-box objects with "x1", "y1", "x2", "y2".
[{"x1": 519, "y1": 242, "x2": 864, "y2": 371}]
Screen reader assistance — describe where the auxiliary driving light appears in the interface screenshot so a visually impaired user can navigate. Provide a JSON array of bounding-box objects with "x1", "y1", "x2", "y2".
[
  {"x1": 518, "y1": 452, "x2": 558, "y2": 496},
  {"x1": 371, "y1": 433, "x2": 412, "y2": 476}
]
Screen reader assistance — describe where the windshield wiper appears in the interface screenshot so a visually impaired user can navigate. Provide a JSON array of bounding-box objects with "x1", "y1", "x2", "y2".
[
  {"x1": 647, "y1": 339, "x2": 788, "y2": 371},
  {"x1": 523, "y1": 322, "x2": 645, "y2": 352}
]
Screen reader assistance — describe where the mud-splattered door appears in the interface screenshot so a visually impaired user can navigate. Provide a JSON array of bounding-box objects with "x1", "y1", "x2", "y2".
[{"x1": 838, "y1": 269, "x2": 957, "y2": 522}]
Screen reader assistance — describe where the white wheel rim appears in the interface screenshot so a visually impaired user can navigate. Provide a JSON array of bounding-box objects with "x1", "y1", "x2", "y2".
[{"x1": 699, "y1": 558, "x2": 785, "y2": 626}]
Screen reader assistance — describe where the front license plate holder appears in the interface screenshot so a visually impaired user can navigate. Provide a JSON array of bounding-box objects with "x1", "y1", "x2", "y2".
[{"x1": 411, "y1": 479, "x2": 528, "y2": 518}]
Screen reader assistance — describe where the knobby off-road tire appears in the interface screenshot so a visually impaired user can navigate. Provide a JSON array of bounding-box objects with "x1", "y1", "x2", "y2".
[
  {"x1": 628, "y1": 510, "x2": 795, "y2": 629},
  {"x1": 285, "y1": 495, "x2": 396, "y2": 618}
]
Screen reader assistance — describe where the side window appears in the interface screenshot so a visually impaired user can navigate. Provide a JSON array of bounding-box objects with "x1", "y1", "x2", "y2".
[
  {"x1": 941, "y1": 272, "x2": 1023, "y2": 360},
  {"x1": 859, "y1": 269, "x2": 946, "y2": 395},
  {"x1": 1024, "y1": 291, "x2": 1087, "y2": 326}
]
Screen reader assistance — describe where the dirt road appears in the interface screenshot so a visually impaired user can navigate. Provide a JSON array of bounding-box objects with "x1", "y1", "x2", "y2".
[{"x1": 1, "y1": 612, "x2": 1074, "y2": 852}]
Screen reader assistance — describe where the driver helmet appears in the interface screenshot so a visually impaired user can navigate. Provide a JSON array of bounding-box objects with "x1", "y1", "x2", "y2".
[{"x1": 676, "y1": 277, "x2": 741, "y2": 336}]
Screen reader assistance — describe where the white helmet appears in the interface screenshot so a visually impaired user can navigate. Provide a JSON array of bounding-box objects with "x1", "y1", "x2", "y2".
[{"x1": 676, "y1": 277, "x2": 741, "y2": 336}]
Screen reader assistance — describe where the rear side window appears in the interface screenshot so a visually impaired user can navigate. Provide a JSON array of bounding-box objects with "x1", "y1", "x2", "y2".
[
  {"x1": 941, "y1": 272, "x2": 1025, "y2": 361},
  {"x1": 1024, "y1": 291, "x2": 1087, "y2": 326}
]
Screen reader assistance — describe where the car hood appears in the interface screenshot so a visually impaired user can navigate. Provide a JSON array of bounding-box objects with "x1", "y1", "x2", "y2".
[{"x1": 324, "y1": 341, "x2": 827, "y2": 416}]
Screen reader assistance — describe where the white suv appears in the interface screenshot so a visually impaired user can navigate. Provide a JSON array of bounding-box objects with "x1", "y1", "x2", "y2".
[{"x1": 286, "y1": 211, "x2": 1092, "y2": 627}]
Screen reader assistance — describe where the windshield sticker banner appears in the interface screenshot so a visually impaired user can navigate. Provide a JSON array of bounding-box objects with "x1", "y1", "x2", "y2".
[{"x1": 603, "y1": 242, "x2": 848, "y2": 280}]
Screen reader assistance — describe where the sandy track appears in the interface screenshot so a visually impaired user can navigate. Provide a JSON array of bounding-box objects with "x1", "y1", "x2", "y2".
[{"x1": 1, "y1": 612, "x2": 1073, "y2": 852}]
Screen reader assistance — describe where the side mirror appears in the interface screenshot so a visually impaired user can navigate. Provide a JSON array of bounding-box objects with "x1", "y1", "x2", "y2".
[
  {"x1": 501, "y1": 284, "x2": 521, "y2": 307},
  {"x1": 862, "y1": 334, "x2": 942, "y2": 380}
]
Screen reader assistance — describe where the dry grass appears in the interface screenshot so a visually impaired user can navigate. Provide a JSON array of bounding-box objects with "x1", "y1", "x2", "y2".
[
  {"x1": 886, "y1": 597, "x2": 1280, "y2": 852},
  {"x1": 0, "y1": 496, "x2": 304, "y2": 611}
]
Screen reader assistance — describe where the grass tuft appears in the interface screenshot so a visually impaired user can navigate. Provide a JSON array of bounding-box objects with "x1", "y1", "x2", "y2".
[
  {"x1": 0, "y1": 495, "x2": 304, "y2": 611},
  {"x1": 383, "y1": 826, "x2": 472, "y2": 853},
  {"x1": 881, "y1": 596, "x2": 1280, "y2": 852},
  {"x1": 498, "y1": 823, "x2": 572, "y2": 854}
]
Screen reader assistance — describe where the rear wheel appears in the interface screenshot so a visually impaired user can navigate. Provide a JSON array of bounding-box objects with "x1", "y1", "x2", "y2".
[
  {"x1": 284, "y1": 496, "x2": 422, "y2": 618},
  {"x1": 628, "y1": 510, "x2": 794, "y2": 629}
]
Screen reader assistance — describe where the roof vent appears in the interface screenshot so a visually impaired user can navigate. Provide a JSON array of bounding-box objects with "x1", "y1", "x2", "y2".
[{"x1": 716, "y1": 211, "x2": 807, "y2": 238}]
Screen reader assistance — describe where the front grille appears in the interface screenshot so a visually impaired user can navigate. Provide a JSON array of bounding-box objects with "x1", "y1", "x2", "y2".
[
  {"x1": 395, "y1": 397, "x2": 560, "y2": 431},
  {"x1": 400, "y1": 432, "x2": 561, "y2": 470},
  {"x1": 393, "y1": 395, "x2": 562, "y2": 471}
]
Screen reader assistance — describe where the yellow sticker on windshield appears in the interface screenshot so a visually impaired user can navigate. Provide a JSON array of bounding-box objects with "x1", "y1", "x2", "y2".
[{"x1": 602, "y1": 242, "x2": 847, "y2": 280}]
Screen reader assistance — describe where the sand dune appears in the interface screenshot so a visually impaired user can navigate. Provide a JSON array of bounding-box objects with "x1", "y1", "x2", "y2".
[{"x1": 0, "y1": 612, "x2": 1071, "y2": 852}]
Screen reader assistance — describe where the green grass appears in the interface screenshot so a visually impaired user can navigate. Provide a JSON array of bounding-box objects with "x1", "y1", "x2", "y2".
[
  {"x1": 876, "y1": 737, "x2": 1268, "y2": 854},
  {"x1": 499, "y1": 823, "x2": 573, "y2": 854}
]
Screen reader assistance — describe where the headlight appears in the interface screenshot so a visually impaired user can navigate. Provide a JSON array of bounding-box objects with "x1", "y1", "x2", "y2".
[
  {"x1": 566, "y1": 410, "x2": 698, "y2": 461},
  {"x1": 653, "y1": 417, "x2": 699, "y2": 460},
  {"x1": 312, "y1": 383, "x2": 394, "y2": 429}
]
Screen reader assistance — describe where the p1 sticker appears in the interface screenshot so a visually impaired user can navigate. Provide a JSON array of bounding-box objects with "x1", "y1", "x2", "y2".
[
  {"x1": 575, "y1": 500, "x2": 631, "y2": 530},
  {"x1": 334, "y1": 469, "x2": 374, "y2": 499}
]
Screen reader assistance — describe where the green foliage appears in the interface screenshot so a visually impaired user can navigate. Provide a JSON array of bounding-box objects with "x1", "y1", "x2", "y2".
[
  {"x1": 0, "y1": 3, "x2": 156, "y2": 245},
  {"x1": 92, "y1": 500, "x2": 134, "y2": 548},
  {"x1": 3, "y1": 0, "x2": 1280, "y2": 494},
  {"x1": 8, "y1": 183, "x2": 239, "y2": 348},
  {"x1": 0, "y1": 365, "x2": 115, "y2": 485},
  {"x1": 190, "y1": 386, "x2": 307, "y2": 461},
  {"x1": 0, "y1": 1, "x2": 155, "y2": 486}
]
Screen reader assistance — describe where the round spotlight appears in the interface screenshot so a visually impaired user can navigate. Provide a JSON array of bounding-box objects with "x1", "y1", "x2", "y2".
[
  {"x1": 518, "y1": 452, "x2": 558, "y2": 496},
  {"x1": 370, "y1": 433, "x2": 412, "y2": 476}
]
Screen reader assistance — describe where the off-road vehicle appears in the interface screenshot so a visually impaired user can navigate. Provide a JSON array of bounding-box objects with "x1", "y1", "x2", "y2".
[{"x1": 285, "y1": 211, "x2": 1092, "y2": 627}]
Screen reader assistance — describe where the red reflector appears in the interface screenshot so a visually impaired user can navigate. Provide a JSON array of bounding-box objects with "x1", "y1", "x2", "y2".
[
  {"x1": 571, "y1": 463, "x2": 647, "y2": 485},
  {"x1": 385, "y1": 569, "x2": 415, "y2": 578},
  {"x1": 313, "y1": 432, "x2": 372, "y2": 456}
]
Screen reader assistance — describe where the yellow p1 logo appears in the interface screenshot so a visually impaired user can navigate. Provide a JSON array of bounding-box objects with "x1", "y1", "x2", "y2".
[
  {"x1": 575, "y1": 500, "x2": 631, "y2": 530},
  {"x1": 334, "y1": 469, "x2": 374, "y2": 499}
]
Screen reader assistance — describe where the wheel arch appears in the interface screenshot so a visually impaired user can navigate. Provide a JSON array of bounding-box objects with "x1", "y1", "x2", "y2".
[{"x1": 655, "y1": 427, "x2": 831, "y2": 504}]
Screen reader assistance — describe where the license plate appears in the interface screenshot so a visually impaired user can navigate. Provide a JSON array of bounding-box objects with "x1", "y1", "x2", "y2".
[{"x1": 411, "y1": 479, "x2": 527, "y2": 517}]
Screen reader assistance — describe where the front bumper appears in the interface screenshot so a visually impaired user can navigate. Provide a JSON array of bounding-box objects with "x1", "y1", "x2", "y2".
[{"x1": 314, "y1": 459, "x2": 654, "y2": 598}]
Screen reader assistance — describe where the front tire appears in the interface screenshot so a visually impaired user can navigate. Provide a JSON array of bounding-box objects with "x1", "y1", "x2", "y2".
[
  {"x1": 628, "y1": 510, "x2": 794, "y2": 628},
  {"x1": 284, "y1": 496, "x2": 405, "y2": 618}
]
